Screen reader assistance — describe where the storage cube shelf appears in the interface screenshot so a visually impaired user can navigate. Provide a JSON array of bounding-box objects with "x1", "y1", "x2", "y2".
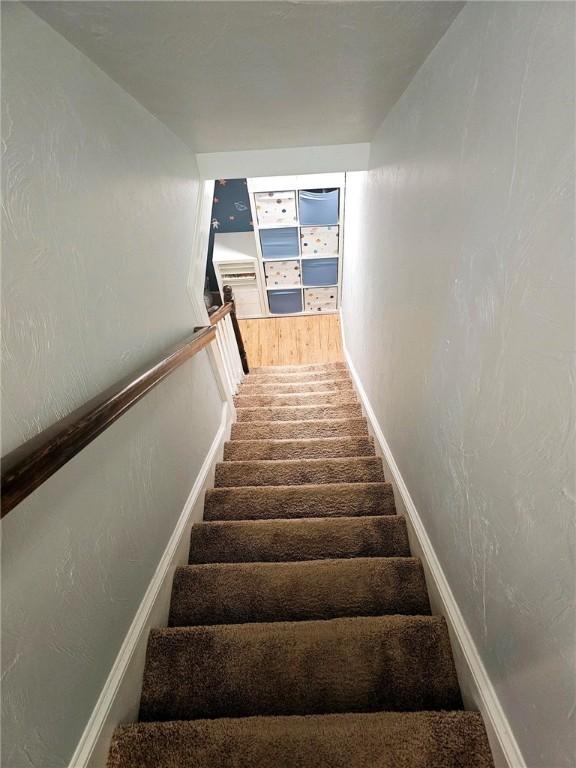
[{"x1": 248, "y1": 174, "x2": 344, "y2": 316}]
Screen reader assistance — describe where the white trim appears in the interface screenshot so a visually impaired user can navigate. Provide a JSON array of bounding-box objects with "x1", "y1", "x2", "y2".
[
  {"x1": 187, "y1": 178, "x2": 216, "y2": 325},
  {"x1": 186, "y1": 180, "x2": 243, "y2": 400},
  {"x1": 69, "y1": 402, "x2": 231, "y2": 768},
  {"x1": 206, "y1": 338, "x2": 235, "y2": 407},
  {"x1": 247, "y1": 189, "x2": 273, "y2": 314},
  {"x1": 214, "y1": 323, "x2": 235, "y2": 396},
  {"x1": 223, "y1": 314, "x2": 243, "y2": 390},
  {"x1": 340, "y1": 322, "x2": 525, "y2": 768},
  {"x1": 337, "y1": 175, "x2": 345, "y2": 309}
]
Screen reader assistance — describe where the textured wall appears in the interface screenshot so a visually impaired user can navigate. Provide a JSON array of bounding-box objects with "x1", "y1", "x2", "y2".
[
  {"x1": 1, "y1": 5, "x2": 222, "y2": 766},
  {"x1": 27, "y1": 1, "x2": 464, "y2": 152},
  {"x1": 341, "y1": 4, "x2": 575, "y2": 766}
]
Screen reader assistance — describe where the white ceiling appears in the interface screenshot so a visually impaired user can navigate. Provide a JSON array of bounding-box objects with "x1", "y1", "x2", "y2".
[{"x1": 28, "y1": 1, "x2": 463, "y2": 153}]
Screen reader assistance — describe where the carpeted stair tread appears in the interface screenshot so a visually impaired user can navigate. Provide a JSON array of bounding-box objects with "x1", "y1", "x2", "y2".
[
  {"x1": 231, "y1": 418, "x2": 369, "y2": 440},
  {"x1": 204, "y1": 482, "x2": 395, "y2": 520},
  {"x1": 250, "y1": 362, "x2": 347, "y2": 374},
  {"x1": 139, "y1": 615, "x2": 462, "y2": 721},
  {"x1": 214, "y1": 456, "x2": 385, "y2": 487},
  {"x1": 234, "y1": 390, "x2": 358, "y2": 408},
  {"x1": 240, "y1": 378, "x2": 355, "y2": 394},
  {"x1": 169, "y1": 557, "x2": 430, "y2": 626},
  {"x1": 236, "y1": 403, "x2": 362, "y2": 422},
  {"x1": 107, "y1": 357, "x2": 495, "y2": 768},
  {"x1": 246, "y1": 369, "x2": 351, "y2": 384},
  {"x1": 223, "y1": 436, "x2": 375, "y2": 461},
  {"x1": 188, "y1": 516, "x2": 411, "y2": 563},
  {"x1": 108, "y1": 711, "x2": 494, "y2": 768}
]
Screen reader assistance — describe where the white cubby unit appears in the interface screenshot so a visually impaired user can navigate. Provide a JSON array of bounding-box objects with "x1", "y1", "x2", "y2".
[
  {"x1": 247, "y1": 173, "x2": 345, "y2": 317},
  {"x1": 212, "y1": 232, "x2": 267, "y2": 319}
]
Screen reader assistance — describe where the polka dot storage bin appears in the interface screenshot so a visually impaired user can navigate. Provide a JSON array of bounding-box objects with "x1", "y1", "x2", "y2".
[
  {"x1": 255, "y1": 191, "x2": 298, "y2": 226},
  {"x1": 304, "y1": 287, "x2": 338, "y2": 312},
  {"x1": 264, "y1": 260, "x2": 301, "y2": 287},
  {"x1": 300, "y1": 226, "x2": 339, "y2": 255}
]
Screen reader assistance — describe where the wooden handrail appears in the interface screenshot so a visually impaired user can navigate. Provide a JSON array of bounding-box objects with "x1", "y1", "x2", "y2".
[
  {"x1": 1, "y1": 325, "x2": 216, "y2": 517},
  {"x1": 208, "y1": 302, "x2": 232, "y2": 326}
]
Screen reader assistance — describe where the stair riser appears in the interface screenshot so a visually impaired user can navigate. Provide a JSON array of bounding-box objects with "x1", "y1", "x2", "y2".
[
  {"x1": 214, "y1": 457, "x2": 385, "y2": 487},
  {"x1": 246, "y1": 370, "x2": 351, "y2": 384},
  {"x1": 189, "y1": 516, "x2": 410, "y2": 563},
  {"x1": 250, "y1": 363, "x2": 347, "y2": 374},
  {"x1": 223, "y1": 437, "x2": 375, "y2": 461},
  {"x1": 236, "y1": 404, "x2": 363, "y2": 422},
  {"x1": 234, "y1": 392, "x2": 358, "y2": 408},
  {"x1": 231, "y1": 419, "x2": 369, "y2": 440},
  {"x1": 204, "y1": 482, "x2": 395, "y2": 521},
  {"x1": 169, "y1": 558, "x2": 430, "y2": 626},
  {"x1": 240, "y1": 379, "x2": 355, "y2": 395},
  {"x1": 139, "y1": 616, "x2": 462, "y2": 721}
]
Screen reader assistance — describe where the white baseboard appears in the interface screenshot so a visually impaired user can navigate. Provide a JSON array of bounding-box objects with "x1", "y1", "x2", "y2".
[
  {"x1": 69, "y1": 402, "x2": 232, "y2": 768},
  {"x1": 341, "y1": 337, "x2": 524, "y2": 768}
]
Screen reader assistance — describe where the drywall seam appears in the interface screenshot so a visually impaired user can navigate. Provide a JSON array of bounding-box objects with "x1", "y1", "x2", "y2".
[
  {"x1": 68, "y1": 402, "x2": 232, "y2": 768},
  {"x1": 341, "y1": 320, "x2": 525, "y2": 768}
]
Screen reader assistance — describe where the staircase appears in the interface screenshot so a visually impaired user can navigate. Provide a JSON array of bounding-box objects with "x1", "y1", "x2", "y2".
[{"x1": 108, "y1": 362, "x2": 494, "y2": 768}]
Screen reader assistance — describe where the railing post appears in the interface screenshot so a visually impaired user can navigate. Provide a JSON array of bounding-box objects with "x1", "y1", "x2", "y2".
[{"x1": 223, "y1": 285, "x2": 249, "y2": 374}]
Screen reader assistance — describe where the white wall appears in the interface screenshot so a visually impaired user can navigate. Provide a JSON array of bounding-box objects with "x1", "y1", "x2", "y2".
[
  {"x1": 341, "y1": 4, "x2": 575, "y2": 767},
  {"x1": 1, "y1": 5, "x2": 222, "y2": 766},
  {"x1": 196, "y1": 143, "x2": 370, "y2": 180}
]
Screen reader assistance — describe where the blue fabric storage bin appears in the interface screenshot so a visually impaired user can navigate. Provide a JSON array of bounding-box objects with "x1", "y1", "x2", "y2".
[
  {"x1": 268, "y1": 289, "x2": 302, "y2": 314},
  {"x1": 302, "y1": 258, "x2": 338, "y2": 287},
  {"x1": 298, "y1": 190, "x2": 339, "y2": 226},
  {"x1": 260, "y1": 227, "x2": 299, "y2": 259}
]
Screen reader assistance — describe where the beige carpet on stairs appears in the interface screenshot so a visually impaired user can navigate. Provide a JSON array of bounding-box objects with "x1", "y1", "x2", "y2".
[
  {"x1": 107, "y1": 361, "x2": 495, "y2": 768},
  {"x1": 204, "y1": 482, "x2": 395, "y2": 520}
]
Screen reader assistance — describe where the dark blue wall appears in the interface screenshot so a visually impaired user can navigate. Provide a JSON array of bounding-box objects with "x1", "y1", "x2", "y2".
[{"x1": 205, "y1": 179, "x2": 254, "y2": 292}]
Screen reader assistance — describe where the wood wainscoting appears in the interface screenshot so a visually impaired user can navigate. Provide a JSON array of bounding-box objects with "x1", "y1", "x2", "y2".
[{"x1": 238, "y1": 314, "x2": 343, "y2": 367}]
